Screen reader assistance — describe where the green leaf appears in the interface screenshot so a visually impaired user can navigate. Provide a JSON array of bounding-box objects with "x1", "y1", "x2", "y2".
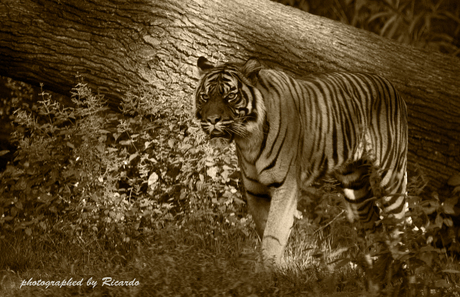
[
  {"x1": 418, "y1": 253, "x2": 433, "y2": 267},
  {"x1": 420, "y1": 200, "x2": 438, "y2": 214},
  {"x1": 434, "y1": 279, "x2": 450, "y2": 288},
  {"x1": 207, "y1": 166, "x2": 218, "y2": 179},
  {"x1": 453, "y1": 186, "x2": 460, "y2": 195},
  {"x1": 39, "y1": 221, "x2": 47, "y2": 230},
  {"x1": 221, "y1": 169, "x2": 230, "y2": 181},
  {"x1": 0, "y1": 150, "x2": 10, "y2": 157},
  {"x1": 96, "y1": 144, "x2": 104, "y2": 153},
  {"x1": 434, "y1": 213, "x2": 443, "y2": 228},
  {"x1": 128, "y1": 153, "x2": 139, "y2": 163},
  {"x1": 180, "y1": 143, "x2": 192, "y2": 151},
  {"x1": 119, "y1": 140, "x2": 132, "y2": 146},
  {"x1": 442, "y1": 196, "x2": 459, "y2": 215},
  {"x1": 107, "y1": 147, "x2": 118, "y2": 153},
  {"x1": 234, "y1": 197, "x2": 245, "y2": 205},
  {"x1": 444, "y1": 217, "x2": 453, "y2": 227},
  {"x1": 15, "y1": 201, "x2": 23, "y2": 210},
  {"x1": 196, "y1": 181, "x2": 204, "y2": 191},
  {"x1": 148, "y1": 172, "x2": 159, "y2": 188},
  {"x1": 168, "y1": 139, "x2": 175, "y2": 148}
]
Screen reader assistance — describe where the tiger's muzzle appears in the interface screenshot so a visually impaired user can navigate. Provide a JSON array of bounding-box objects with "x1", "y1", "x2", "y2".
[{"x1": 200, "y1": 118, "x2": 234, "y2": 139}]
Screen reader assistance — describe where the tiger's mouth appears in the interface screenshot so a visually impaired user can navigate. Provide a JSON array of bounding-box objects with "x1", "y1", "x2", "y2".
[
  {"x1": 209, "y1": 130, "x2": 232, "y2": 139},
  {"x1": 200, "y1": 120, "x2": 235, "y2": 140}
]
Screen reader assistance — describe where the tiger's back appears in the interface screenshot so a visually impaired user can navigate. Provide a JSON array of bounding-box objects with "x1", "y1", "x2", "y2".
[
  {"x1": 254, "y1": 69, "x2": 407, "y2": 188},
  {"x1": 195, "y1": 57, "x2": 408, "y2": 266}
]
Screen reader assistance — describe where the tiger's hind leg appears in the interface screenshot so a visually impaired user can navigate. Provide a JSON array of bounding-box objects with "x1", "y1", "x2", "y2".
[
  {"x1": 335, "y1": 159, "x2": 407, "y2": 238},
  {"x1": 335, "y1": 160, "x2": 388, "y2": 293},
  {"x1": 335, "y1": 160, "x2": 380, "y2": 229},
  {"x1": 336, "y1": 159, "x2": 407, "y2": 292},
  {"x1": 379, "y1": 168, "x2": 407, "y2": 232},
  {"x1": 375, "y1": 164, "x2": 407, "y2": 256},
  {"x1": 367, "y1": 164, "x2": 407, "y2": 293}
]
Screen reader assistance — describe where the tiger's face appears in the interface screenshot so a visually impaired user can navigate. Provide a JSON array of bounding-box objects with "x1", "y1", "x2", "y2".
[{"x1": 194, "y1": 57, "x2": 264, "y2": 141}]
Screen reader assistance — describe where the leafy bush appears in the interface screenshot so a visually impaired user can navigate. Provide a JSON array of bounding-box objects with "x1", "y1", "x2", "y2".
[
  {"x1": 0, "y1": 80, "x2": 251, "y2": 254},
  {"x1": 289, "y1": 169, "x2": 460, "y2": 295}
]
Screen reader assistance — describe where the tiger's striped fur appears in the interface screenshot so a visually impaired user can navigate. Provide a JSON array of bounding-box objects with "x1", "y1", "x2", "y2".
[{"x1": 194, "y1": 56, "x2": 408, "y2": 265}]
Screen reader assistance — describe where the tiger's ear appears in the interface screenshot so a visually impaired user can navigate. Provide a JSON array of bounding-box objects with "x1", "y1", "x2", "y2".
[
  {"x1": 241, "y1": 57, "x2": 262, "y2": 85},
  {"x1": 197, "y1": 56, "x2": 214, "y2": 77}
]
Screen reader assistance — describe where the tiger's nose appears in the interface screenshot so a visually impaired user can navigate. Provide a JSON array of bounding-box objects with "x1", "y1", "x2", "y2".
[{"x1": 206, "y1": 115, "x2": 221, "y2": 125}]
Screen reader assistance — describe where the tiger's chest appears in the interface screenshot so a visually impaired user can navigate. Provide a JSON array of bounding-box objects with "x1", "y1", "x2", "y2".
[{"x1": 236, "y1": 138, "x2": 298, "y2": 188}]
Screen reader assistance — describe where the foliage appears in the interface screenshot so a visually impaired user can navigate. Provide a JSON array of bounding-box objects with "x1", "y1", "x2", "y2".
[
  {"x1": 0, "y1": 77, "x2": 36, "y2": 171},
  {"x1": 0, "y1": 80, "x2": 250, "y2": 254},
  {"x1": 275, "y1": 0, "x2": 460, "y2": 57},
  {"x1": 0, "y1": 79, "x2": 459, "y2": 296},
  {"x1": 290, "y1": 172, "x2": 460, "y2": 296}
]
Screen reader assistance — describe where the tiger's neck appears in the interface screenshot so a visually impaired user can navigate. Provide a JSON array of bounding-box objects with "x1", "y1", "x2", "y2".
[
  {"x1": 234, "y1": 86, "x2": 266, "y2": 164},
  {"x1": 234, "y1": 118, "x2": 267, "y2": 164}
]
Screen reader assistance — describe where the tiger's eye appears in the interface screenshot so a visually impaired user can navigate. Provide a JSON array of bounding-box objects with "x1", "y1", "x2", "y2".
[
  {"x1": 200, "y1": 94, "x2": 208, "y2": 102},
  {"x1": 226, "y1": 93, "x2": 237, "y2": 101}
]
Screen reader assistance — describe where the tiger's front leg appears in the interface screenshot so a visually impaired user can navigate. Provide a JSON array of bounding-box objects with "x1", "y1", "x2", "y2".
[
  {"x1": 244, "y1": 175, "x2": 298, "y2": 266},
  {"x1": 263, "y1": 179, "x2": 298, "y2": 266}
]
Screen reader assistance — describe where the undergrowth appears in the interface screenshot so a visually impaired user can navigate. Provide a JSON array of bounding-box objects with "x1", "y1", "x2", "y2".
[{"x1": 0, "y1": 81, "x2": 459, "y2": 296}]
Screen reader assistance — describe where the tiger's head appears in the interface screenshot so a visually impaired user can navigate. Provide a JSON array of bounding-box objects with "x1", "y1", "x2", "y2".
[{"x1": 194, "y1": 56, "x2": 265, "y2": 141}]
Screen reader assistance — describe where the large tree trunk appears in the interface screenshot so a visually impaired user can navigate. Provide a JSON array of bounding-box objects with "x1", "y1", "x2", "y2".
[{"x1": 0, "y1": 0, "x2": 459, "y2": 191}]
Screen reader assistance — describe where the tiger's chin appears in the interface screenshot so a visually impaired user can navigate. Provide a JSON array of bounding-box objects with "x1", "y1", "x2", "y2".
[
  {"x1": 208, "y1": 137, "x2": 232, "y2": 148},
  {"x1": 208, "y1": 131, "x2": 234, "y2": 146}
]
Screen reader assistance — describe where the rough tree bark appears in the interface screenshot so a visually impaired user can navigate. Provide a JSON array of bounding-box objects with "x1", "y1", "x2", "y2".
[{"x1": 0, "y1": 0, "x2": 459, "y2": 191}]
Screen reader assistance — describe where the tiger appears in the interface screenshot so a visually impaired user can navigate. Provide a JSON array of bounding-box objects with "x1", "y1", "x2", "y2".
[{"x1": 194, "y1": 56, "x2": 408, "y2": 266}]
